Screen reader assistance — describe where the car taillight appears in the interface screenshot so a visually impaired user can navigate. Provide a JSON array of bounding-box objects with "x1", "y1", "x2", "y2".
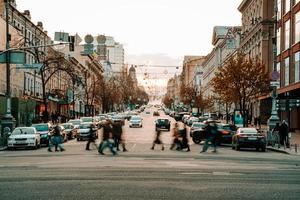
[{"x1": 221, "y1": 130, "x2": 229, "y2": 135}]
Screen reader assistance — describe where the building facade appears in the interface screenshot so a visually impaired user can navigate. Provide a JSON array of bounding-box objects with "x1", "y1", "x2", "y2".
[
  {"x1": 275, "y1": 0, "x2": 300, "y2": 131},
  {"x1": 201, "y1": 26, "x2": 241, "y2": 113}
]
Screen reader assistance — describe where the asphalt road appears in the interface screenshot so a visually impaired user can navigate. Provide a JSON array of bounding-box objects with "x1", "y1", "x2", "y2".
[{"x1": 0, "y1": 109, "x2": 300, "y2": 199}]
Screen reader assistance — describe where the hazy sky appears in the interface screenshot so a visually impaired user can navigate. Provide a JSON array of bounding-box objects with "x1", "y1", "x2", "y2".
[{"x1": 17, "y1": 0, "x2": 242, "y2": 66}]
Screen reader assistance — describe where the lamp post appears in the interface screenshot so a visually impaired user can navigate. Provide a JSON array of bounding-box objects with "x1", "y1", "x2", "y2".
[
  {"x1": 1, "y1": 0, "x2": 15, "y2": 136},
  {"x1": 267, "y1": 2, "x2": 280, "y2": 132}
]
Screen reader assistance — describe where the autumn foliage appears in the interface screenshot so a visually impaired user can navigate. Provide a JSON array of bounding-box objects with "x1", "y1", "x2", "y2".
[{"x1": 211, "y1": 54, "x2": 270, "y2": 126}]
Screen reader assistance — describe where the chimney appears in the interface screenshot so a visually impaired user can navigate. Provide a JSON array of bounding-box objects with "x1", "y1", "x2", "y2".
[
  {"x1": 23, "y1": 10, "x2": 31, "y2": 20},
  {"x1": 37, "y1": 22, "x2": 43, "y2": 30}
]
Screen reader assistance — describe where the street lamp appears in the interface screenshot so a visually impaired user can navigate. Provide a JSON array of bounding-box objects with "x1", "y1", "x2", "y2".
[{"x1": 1, "y1": 0, "x2": 15, "y2": 135}]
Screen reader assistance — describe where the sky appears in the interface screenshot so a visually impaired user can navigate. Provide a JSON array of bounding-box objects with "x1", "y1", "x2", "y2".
[{"x1": 17, "y1": 0, "x2": 242, "y2": 66}]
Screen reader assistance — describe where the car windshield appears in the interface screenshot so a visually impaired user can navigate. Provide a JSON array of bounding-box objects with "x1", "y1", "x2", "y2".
[
  {"x1": 31, "y1": 124, "x2": 49, "y2": 131},
  {"x1": 158, "y1": 119, "x2": 168, "y2": 124},
  {"x1": 240, "y1": 129, "x2": 257, "y2": 134},
  {"x1": 68, "y1": 120, "x2": 81, "y2": 125},
  {"x1": 62, "y1": 124, "x2": 72, "y2": 129},
  {"x1": 12, "y1": 128, "x2": 34, "y2": 135},
  {"x1": 222, "y1": 125, "x2": 236, "y2": 131},
  {"x1": 131, "y1": 116, "x2": 141, "y2": 120},
  {"x1": 79, "y1": 124, "x2": 91, "y2": 129},
  {"x1": 192, "y1": 123, "x2": 205, "y2": 128},
  {"x1": 81, "y1": 117, "x2": 93, "y2": 122}
]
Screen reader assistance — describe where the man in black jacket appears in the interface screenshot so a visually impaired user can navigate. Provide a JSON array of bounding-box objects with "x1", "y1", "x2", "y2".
[
  {"x1": 112, "y1": 121, "x2": 127, "y2": 152},
  {"x1": 86, "y1": 124, "x2": 97, "y2": 150}
]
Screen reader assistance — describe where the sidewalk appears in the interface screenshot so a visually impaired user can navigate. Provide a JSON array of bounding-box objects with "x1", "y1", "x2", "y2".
[{"x1": 261, "y1": 125, "x2": 299, "y2": 155}]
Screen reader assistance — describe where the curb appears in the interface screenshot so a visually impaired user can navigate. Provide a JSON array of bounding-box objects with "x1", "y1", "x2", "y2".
[{"x1": 267, "y1": 147, "x2": 290, "y2": 154}]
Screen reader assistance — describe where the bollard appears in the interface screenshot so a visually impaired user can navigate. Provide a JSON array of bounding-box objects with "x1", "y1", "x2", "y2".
[{"x1": 296, "y1": 144, "x2": 298, "y2": 153}]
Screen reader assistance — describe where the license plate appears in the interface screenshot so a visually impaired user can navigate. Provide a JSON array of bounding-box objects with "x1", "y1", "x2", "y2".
[
  {"x1": 248, "y1": 137, "x2": 257, "y2": 140},
  {"x1": 161, "y1": 126, "x2": 165, "y2": 128},
  {"x1": 15, "y1": 141, "x2": 26, "y2": 144}
]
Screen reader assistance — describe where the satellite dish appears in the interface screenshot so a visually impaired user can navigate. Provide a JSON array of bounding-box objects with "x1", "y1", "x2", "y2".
[
  {"x1": 97, "y1": 35, "x2": 106, "y2": 44},
  {"x1": 84, "y1": 34, "x2": 94, "y2": 44}
]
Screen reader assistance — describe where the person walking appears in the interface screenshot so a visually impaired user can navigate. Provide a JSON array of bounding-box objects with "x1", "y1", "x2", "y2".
[
  {"x1": 113, "y1": 121, "x2": 128, "y2": 152},
  {"x1": 170, "y1": 122, "x2": 180, "y2": 150},
  {"x1": 151, "y1": 129, "x2": 164, "y2": 150},
  {"x1": 98, "y1": 120, "x2": 117, "y2": 155},
  {"x1": 180, "y1": 124, "x2": 191, "y2": 152},
  {"x1": 279, "y1": 120, "x2": 289, "y2": 147},
  {"x1": 200, "y1": 122, "x2": 218, "y2": 153},
  {"x1": 86, "y1": 124, "x2": 97, "y2": 150},
  {"x1": 48, "y1": 125, "x2": 65, "y2": 152}
]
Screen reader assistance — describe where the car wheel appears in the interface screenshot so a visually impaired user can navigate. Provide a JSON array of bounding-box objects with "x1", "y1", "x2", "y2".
[{"x1": 192, "y1": 137, "x2": 201, "y2": 144}]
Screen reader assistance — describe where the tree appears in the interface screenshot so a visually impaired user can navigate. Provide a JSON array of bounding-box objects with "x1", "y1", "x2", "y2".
[
  {"x1": 163, "y1": 95, "x2": 174, "y2": 108},
  {"x1": 211, "y1": 53, "x2": 269, "y2": 127}
]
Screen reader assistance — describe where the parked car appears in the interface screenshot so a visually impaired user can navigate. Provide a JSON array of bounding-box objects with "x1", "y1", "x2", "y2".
[
  {"x1": 7, "y1": 127, "x2": 40, "y2": 150},
  {"x1": 187, "y1": 117, "x2": 199, "y2": 126},
  {"x1": 77, "y1": 122, "x2": 97, "y2": 141},
  {"x1": 31, "y1": 123, "x2": 52, "y2": 146},
  {"x1": 68, "y1": 119, "x2": 82, "y2": 129},
  {"x1": 182, "y1": 115, "x2": 190, "y2": 124},
  {"x1": 129, "y1": 115, "x2": 143, "y2": 128},
  {"x1": 61, "y1": 123, "x2": 77, "y2": 140},
  {"x1": 217, "y1": 123, "x2": 237, "y2": 144},
  {"x1": 111, "y1": 115, "x2": 125, "y2": 125},
  {"x1": 155, "y1": 118, "x2": 170, "y2": 131},
  {"x1": 190, "y1": 122, "x2": 206, "y2": 144},
  {"x1": 232, "y1": 127, "x2": 266, "y2": 152},
  {"x1": 80, "y1": 117, "x2": 94, "y2": 123},
  {"x1": 153, "y1": 111, "x2": 160, "y2": 116},
  {"x1": 203, "y1": 113, "x2": 218, "y2": 120}
]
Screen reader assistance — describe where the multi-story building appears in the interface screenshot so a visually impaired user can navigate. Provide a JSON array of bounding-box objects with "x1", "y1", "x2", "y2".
[
  {"x1": 275, "y1": 0, "x2": 300, "y2": 131},
  {"x1": 201, "y1": 26, "x2": 241, "y2": 113},
  {"x1": 93, "y1": 35, "x2": 125, "y2": 77},
  {"x1": 0, "y1": 0, "x2": 52, "y2": 125},
  {"x1": 181, "y1": 56, "x2": 205, "y2": 87},
  {"x1": 238, "y1": 0, "x2": 275, "y2": 123}
]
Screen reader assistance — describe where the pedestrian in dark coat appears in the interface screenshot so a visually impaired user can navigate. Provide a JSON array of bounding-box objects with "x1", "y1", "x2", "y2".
[
  {"x1": 279, "y1": 120, "x2": 289, "y2": 146},
  {"x1": 86, "y1": 124, "x2": 97, "y2": 150},
  {"x1": 151, "y1": 129, "x2": 164, "y2": 150},
  {"x1": 112, "y1": 121, "x2": 127, "y2": 152},
  {"x1": 98, "y1": 120, "x2": 117, "y2": 155}
]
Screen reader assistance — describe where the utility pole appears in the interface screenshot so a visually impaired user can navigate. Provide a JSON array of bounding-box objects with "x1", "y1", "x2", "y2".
[{"x1": 1, "y1": 0, "x2": 15, "y2": 136}]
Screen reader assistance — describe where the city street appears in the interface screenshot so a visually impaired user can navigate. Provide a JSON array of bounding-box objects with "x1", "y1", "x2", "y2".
[{"x1": 0, "y1": 110, "x2": 300, "y2": 199}]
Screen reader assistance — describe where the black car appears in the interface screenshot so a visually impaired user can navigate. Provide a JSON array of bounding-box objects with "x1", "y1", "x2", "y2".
[
  {"x1": 190, "y1": 122, "x2": 206, "y2": 144},
  {"x1": 155, "y1": 118, "x2": 171, "y2": 131},
  {"x1": 232, "y1": 128, "x2": 266, "y2": 151},
  {"x1": 217, "y1": 123, "x2": 237, "y2": 144}
]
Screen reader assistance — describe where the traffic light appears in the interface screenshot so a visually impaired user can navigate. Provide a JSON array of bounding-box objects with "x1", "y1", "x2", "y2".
[{"x1": 68, "y1": 36, "x2": 75, "y2": 52}]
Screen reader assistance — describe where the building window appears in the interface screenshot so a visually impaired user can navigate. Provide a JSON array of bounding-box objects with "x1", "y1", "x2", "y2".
[
  {"x1": 296, "y1": 12, "x2": 300, "y2": 43},
  {"x1": 285, "y1": 0, "x2": 291, "y2": 14},
  {"x1": 285, "y1": 57, "x2": 290, "y2": 86},
  {"x1": 277, "y1": 28, "x2": 281, "y2": 55},
  {"x1": 284, "y1": 20, "x2": 290, "y2": 50},
  {"x1": 276, "y1": 62, "x2": 281, "y2": 73},
  {"x1": 278, "y1": 0, "x2": 282, "y2": 20},
  {"x1": 295, "y1": 52, "x2": 300, "y2": 82}
]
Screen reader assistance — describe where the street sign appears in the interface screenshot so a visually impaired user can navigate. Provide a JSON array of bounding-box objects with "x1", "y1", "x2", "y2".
[
  {"x1": 83, "y1": 44, "x2": 94, "y2": 55},
  {"x1": 270, "y1": 81, "x2": 280, "y2": 88},
  {"x1": 276, "y1": 99, "x2": 300, "y2": 111},
  {"x1": 16, "y1": 63, "x2": 43, "y2": 70},
  {"x1": 0, "y1": 51, "x2": 25, "y2": 64},
  {"x1": 270, "y1": 71, "x2": 280, "y2": 81}
]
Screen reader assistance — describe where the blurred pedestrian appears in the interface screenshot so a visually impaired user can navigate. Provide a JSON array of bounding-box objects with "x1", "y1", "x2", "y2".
[
  {"x1": 177, "y1": 124, "x2": 190, "y2": 152},
  {"x1": 170, "y1": 122, "x2": 180, "y2": 150},
  {"x1": 151, "y1": 129, "x2": 164, "y2": 150},
  {"x1": 279, "y1": 120, "x2": 289, "y2": 146},
  {"x1": 112, "y1": 121, "x2": 128, "y2": 152},
  {"x1": 86, "y1": 124, "x2": 97, "y2": 150},
  {"x1": 48, "y1": 125, "x2": 65, "y2": 152},
  {"x1": 200, "y1": 122, "x2": 218, "y2": 153},
  {"x1": 98, "y1": 120, "x2": 117, "y2": 155}
]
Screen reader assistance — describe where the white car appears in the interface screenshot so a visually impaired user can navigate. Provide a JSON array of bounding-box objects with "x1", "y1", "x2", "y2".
[
  {"x1": 129, "y1": 115, "x2": 143, "y2": 128},
  {"x1": 7, "y1": 127, "x2": 40, "y2": 150}
]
